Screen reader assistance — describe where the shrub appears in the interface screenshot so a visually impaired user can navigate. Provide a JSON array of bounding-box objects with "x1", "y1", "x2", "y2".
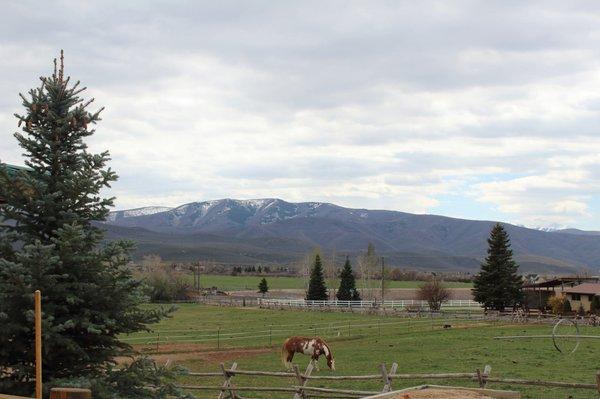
[
  {"x1": 548, "y1": 295, "x2": 569, "y2": 315},
  {"x1": 145, "y1": 267, "x2": 191, "y2": 302},
  {"x1": 418, "y1": 280, "x2": 450, "y2": 311}
]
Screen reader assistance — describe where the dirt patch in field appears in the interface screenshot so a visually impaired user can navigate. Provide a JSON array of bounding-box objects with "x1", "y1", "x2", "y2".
[
  {"x1": 132, "y1": 342, "x2": 212, "y2": 354},
  {"x1": 395, "y1": 388, "x2": 495, "y2": 398},
  {"x1": 116, "y1": 345, "x2": 270, "y2": 366}
]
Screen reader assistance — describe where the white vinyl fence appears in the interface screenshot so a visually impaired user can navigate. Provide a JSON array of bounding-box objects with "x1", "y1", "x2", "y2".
[{"x1": 258, "y1": 298, "x2": 481, "y2": 309}]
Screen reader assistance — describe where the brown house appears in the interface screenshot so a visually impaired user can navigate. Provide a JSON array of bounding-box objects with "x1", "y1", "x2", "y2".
[
  {"x1": 522, "y1": 277, "x2": 600, "y2": 309},
  {"x1": 564, "y1": 283, "x2": 600, "y2": 313}
]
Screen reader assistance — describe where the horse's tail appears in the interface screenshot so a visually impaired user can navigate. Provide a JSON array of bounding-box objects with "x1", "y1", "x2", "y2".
[{"x1": 281, "y1": 338, "x2": 289, "y2": 367}]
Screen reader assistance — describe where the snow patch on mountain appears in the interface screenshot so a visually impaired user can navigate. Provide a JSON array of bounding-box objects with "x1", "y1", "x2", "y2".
[{"x1": 106, "y1": 206, "x2": 172, "y2": 221}]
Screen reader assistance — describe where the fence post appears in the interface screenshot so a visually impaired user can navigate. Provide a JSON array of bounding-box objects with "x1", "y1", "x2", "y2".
[
  {"x1": 482, "y1": 365, "x2": 492, "y2": 388},
  {"x1": 218, "y1": 362, "x2": 237, "y2": 399},
  {"x1": 217, "y1": 327, "x2": 221, "y2": 349},
  {"x1": 348, "y1": 320, "x2": 351, "y2": 337},
  {"x1": 292, "y1": 364, "x2": 311, "y2": 399},
  {"x1": 34, "y1": 290, "x2": 42, "y2": 399},
  {"x1": 380, "y1": 362, "x2": 397, "y2": 392},
  {"x1": 156, "y1": 332, "x2": 160, "y2": 353}
]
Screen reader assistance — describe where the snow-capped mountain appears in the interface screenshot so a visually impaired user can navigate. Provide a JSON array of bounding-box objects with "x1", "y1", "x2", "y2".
[
  {"x1": 103, "y1": 198, "x2": 600, "y2": 273},
  {"x1": 106, "y1": 206, "x2": 173, "y2": 222}
]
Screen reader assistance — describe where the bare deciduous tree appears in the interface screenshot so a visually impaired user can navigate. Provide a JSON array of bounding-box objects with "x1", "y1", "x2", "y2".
[{"x1": 418, "y1": 280, "x2": 450, "y2": 311}]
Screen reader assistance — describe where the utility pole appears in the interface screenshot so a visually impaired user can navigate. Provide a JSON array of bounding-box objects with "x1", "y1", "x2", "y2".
[
  {"x1": 196, "y1": 262, "x2": 201, "y2": 296},
  {"x1": 380, "y1": 256, "x2": 385, "y2": 303}
]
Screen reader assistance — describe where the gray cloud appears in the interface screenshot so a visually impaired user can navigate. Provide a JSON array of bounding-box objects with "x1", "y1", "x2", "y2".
[{"x1": 1, "y1": 1, "x2": 599, "y2": 228}]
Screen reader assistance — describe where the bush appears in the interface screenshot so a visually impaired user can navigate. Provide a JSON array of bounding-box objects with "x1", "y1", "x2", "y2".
[
  {"x1": 548, "y1": 295, "x2": 575, "y2": 315},
  {"x1": 145, "y1": 267, "x2": 191, "y2": 302},
  {"x1": 418, "y1": 280, "x2": 450, "y2": 311},
  {"x1": 52, "y1": 357, "x2": 194, "y2": 399}
]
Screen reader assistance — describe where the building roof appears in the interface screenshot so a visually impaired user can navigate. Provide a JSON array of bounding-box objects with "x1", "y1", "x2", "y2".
[
  {"x1": 564, "y1": 283, "x2": 600, "y2": 295},
  {"x1": 523, "y1": 277, "x2": 600, "y2": 289}
]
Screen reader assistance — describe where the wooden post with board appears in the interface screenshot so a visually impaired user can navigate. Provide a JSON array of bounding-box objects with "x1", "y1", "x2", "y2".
[
  {"x1": 34, "y1": 290, "x2": 42, "y2": 399},
  {"x1": 49, "y1": 388, "x2": 91, "y2": 399}
]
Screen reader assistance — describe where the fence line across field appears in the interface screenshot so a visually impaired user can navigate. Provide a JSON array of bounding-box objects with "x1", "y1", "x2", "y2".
[
  {"x1": 122, "y1": 316, "x2": 468, "y2": 342},
  {"x1": 183, "y1": 362, "x2": 600, "y2": 399},
  {"x1": 257, "y1": 298, "x2": 481, "y2": 308},
  {"x1": 121, "y1": 316, "x2": 490, "y2": 346}
]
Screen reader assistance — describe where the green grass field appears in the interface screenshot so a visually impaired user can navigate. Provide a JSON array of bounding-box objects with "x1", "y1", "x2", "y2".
[
  {"x1": 124, "y1": 304, "x2": 600, "y2": 398},
  {"x1": 195, "y1": 274, "x2": 472, "y2": 291}
]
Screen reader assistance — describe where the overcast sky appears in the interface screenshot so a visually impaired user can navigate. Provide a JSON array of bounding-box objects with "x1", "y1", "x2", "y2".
[{"x1": 1, "y1": 1, "x2": 600, "y2": 230}]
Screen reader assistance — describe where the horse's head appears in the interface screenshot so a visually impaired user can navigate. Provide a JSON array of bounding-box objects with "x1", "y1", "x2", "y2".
[
  {"x1": 323, "y1": 344, "x2": 335, "y2": 370},
  {"x1": 327, "y1": 355, "x2": 335, "y2": 371}
]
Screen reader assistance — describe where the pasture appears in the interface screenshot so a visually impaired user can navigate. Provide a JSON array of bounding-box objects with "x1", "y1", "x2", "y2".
[
  {"x1": 123, "y1": 304, "x2": 600, "y2": 399},
  {"x1": 194, "y1": 274, "x2": 473, "y2": 291}
]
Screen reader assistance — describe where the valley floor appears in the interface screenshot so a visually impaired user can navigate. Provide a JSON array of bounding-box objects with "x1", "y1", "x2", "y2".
[{"x1": 123, "y1": 304, "x2": 599, "y2": 399}]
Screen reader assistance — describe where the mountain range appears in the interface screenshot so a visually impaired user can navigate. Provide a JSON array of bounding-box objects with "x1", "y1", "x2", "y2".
[{"x1": 102, "y1": 198, "x2": 600, "y2": 273}]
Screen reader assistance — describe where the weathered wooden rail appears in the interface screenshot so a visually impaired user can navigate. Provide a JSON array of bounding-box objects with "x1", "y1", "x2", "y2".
[
  {"x1": 185, "y1": 363, "x2": 600, "y2": 398},
  {"x1": 185, "y1": 362, "x2": 493, "y2": 398}
]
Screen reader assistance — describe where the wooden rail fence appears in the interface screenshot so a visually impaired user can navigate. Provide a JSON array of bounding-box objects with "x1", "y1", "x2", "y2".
[{"x1": 183, "y1": 363, "x2": 600, "y2": 398}]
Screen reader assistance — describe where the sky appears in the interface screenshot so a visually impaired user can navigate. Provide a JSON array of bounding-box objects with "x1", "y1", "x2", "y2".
[{"x1": 1, "y1": 1, "x2": 599, "y2": 230}]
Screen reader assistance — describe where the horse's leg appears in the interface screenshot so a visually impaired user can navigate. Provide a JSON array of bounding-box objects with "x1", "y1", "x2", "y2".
[
  {"x1": 286, "y1": 352, "x2": 294, "y2": 371},
  {"x1": 311, "y1": 356, "x2": 319, "y2": 371}
]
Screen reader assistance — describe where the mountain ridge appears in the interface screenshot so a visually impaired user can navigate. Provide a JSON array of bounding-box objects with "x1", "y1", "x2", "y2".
[{"x1": 103, "y1": 198, "x2": 600, "y2": 273}]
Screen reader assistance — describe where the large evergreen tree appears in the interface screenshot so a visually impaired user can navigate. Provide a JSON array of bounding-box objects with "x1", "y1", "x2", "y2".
[
  {"x1": 336, "y1": 257, "x2": 360, "y2": 301},
  {"x1": 0, "y1": 53, "x2": 184, "y2": 398},
  {"x1": 472, "y1": 223, "x2": 523, "y2": 310},
  {"x1": 306, "y1": 254, "x2": 328, "y2": 301}
]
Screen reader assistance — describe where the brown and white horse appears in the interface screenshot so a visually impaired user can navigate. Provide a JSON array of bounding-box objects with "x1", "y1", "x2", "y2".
[{"x1": 281, "y1": 336, "x2": 335, "y2": 371}]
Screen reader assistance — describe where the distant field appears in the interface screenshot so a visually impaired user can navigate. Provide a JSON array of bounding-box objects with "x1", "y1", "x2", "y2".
[
  {"x1": 124, "y1": 304, "x2": 600, "y2": 399},
  {"x1": 194, "y1": 274, "x2": 473, "y2": 291}
]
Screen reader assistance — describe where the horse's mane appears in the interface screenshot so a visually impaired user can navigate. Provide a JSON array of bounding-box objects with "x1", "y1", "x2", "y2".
[{"x1": 318, "y1": 338, "x2": 333, "y2": 359}]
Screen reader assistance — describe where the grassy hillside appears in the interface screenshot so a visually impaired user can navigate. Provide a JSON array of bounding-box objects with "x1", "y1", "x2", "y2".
[{"x1": 124, "y1": 304, "x2": 600, "y2": 399}]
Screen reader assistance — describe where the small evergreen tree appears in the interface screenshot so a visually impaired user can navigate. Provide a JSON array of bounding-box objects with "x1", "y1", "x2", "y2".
[
  {"x1": 563, "y1": 299, "x2": 572, "y2": 314},
  {"x1": 472, "y1": 223, "x2": 523, "y2": 310},
  {"x1": 0, "y1": 52, "x2": 185, "y2": 398},
  {"x1": 258, "y1": 278, "x2": 269, "y2": 296},
  {"x1": 306, "y1": 254, "x2": 328, "y2": 301},
  {"x1": 591, "y1": 296, "x2": 600, "y2": 315},
  {"x1": 337, "y1": 257, "x2": 360, "y2": 301}
]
